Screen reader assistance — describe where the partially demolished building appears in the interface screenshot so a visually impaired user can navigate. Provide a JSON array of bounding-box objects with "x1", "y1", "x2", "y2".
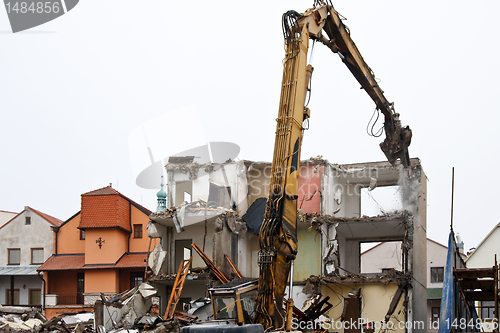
[{"x1": 148, "y1": 157, "x2": 427, "y2": 332}]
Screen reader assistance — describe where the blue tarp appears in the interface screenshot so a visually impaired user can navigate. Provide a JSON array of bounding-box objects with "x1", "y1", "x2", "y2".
[
  {"x1": 438, "y1": 232, "x2": 455, "y2": 333},
  {"x1": 439, "y1": 231, "x2": 480, "y2": 333}
]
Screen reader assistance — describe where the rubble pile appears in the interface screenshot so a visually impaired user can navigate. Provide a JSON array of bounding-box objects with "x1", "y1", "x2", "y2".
[
  {"x1": 93, "y1": 283, "x2": 195, "y2": 333},
  {"x1": 305, "y1": 268, "x2": 411, "y2": 288},
  {"x1": 148, "y1": 266, "x2": 209, "y2": 282},
  {"x1": 0, "y1": 306, "x2": 46, "y2": 333}
]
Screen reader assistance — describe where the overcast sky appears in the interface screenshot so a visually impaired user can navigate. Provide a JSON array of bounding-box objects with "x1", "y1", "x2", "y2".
[{"x1": 1, "y1": 0, "x2": 499, "y2": 252}]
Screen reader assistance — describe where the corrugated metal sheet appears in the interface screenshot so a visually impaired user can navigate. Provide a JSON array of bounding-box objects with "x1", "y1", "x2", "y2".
[{"x1": 0, "y1": 266, "x2": 39, "y2": 275}]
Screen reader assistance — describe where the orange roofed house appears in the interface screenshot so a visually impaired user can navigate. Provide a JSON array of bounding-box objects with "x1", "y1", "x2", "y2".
[{"x1": 38, "y1": 186, "x2": 158, "y2": 318}]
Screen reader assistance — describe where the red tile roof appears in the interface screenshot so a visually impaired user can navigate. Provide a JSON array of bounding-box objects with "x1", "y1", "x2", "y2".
[
  {"x1": 79, "y1": 186, "x2": 151, "y2": 232},
  {"x1": 29, "y1": 207, "x2": 64, "y2": 227},
  {"x1": 38, "y1": 253, "x2": 147, "y2": 271},
  {"x1": 82, "y1": 186, "x2": 120, "y2": 196},
  {"x1": 0, "y1": 207, "x2": 63, "y2": 230},
  {"x1": 80, "y1": 188, "x2": 131, "y2": 231},
  {"x1": 115, "y1": 253, "x2": 148, "y2": 268},
  {"x1": 38, "y1": 255, "x2": 85, "y2": 271}
]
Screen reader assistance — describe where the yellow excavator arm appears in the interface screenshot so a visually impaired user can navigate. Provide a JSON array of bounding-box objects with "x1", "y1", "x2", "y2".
[
  {"x1": 301, "y1": 4, "x2": 412, "y2": 166},
  {"x1": 255, "y1": 2, "x2": 412, "y2": 330}
]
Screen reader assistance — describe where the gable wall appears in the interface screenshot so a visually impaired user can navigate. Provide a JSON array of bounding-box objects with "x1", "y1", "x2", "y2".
[{"x1": 0, "y1": 209, "x2": 55, "y2": 266}]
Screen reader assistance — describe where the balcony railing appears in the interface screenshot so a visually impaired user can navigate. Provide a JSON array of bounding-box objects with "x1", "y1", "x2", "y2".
[{"x1": 50, "y1": 293, "x2": 84, "y2": 305}]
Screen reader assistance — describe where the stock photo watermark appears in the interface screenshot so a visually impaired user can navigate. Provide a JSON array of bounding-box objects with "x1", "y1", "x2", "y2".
[
  {"x1": 291, "y1": 317, "x2": 499, "y2": 331},
  {"x1": 3, "y1": 0, "x2": 78, "y2": 32}
]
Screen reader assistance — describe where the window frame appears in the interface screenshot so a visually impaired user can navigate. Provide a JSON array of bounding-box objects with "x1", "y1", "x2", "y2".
[
  {"x1": 8, "y1": 248, "x2": 21, "y2": 265},
  {"x1": 80, "y1": 229, "x2": 85, "y2": 240},
  {"x1": 25, "y1": 216, "x2": 31, "y2": 225},
  {"x1": 430, "y1": 267, "x2": 444, "y2": 283},
  {"x1": 479, "y1": 301, "x2": 495, "y2": 320},
  {"x1": 130, "y1": 272, "x2": 143, "y2": 288},
  {"x1": 133, "y1": 224, "x2": 143, "y2": 239},
  {"x1": 29, "y1": 289, "x2": 42, "y2": 305},
  {"x1": 5, "y1": 289, "x2": 20, "y2": 305},
  {"x1": 431, "y1": 306, "x2": 440, "y2": 323},
  {"x1": 31, "y1": 248, "x2": 44, "y2": 265}
]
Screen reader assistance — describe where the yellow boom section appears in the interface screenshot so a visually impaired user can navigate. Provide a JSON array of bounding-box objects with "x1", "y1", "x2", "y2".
[{"x1": 255, "y1": 2, "x2": 412, "y2": 330}]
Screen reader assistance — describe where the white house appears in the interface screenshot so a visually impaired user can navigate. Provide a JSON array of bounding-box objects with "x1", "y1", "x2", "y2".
[
  {"x1": 465, "y1": 223, "x2": 500, "y2": 326},
  {"x1": 0, "y1": 206, "x2": 62, "y2": 306},
  {"x1": 466, "y1": 223, "x2": 500, "y2": 268},
  {"x1": 0, "y1": 210, "x2": 17, "y2": 228}
]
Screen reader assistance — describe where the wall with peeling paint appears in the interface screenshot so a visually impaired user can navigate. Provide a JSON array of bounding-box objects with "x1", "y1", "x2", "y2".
[
  {"x1": 168, "y1": 162, "x2": 247, "y2": 212},
  {"x1": 245, "y1": 162, "x2": 271, "y2": 207},
  {"x1": 321, "y1": 283, "x2": 406, "y2": 333},
  {"x1": 297, "y1": 162, "x2": 323, "y2": 214},
  {"x1": 294, "y1": 227, "x2": 322, "y2": 281},
  {"x1": 168, "y1": 220, "x2": 216, "y2": 271},
  {"x1": 237, "y1": 232, "x2": 260, "y2": 278}
]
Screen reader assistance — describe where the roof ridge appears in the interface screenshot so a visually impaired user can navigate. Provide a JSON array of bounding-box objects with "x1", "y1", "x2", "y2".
[
  {"x1": 81, "y1": 186, "x2": 152, "y2": 215},
  {"x1": 28, "y1": 207, "x2": 64, "y2": 227},
  {"x1": 0, "y1": 210, "x2": 23, "y2": 230},
  {"x1": 81, "y1": 185, "x2": 120, "y2": 196},
  {"x1": 0, "y1": 210, "x2": 17, "y2": 214},
  {"x1": 427, "y1": 238, "x2": 448, "y2": 249}
]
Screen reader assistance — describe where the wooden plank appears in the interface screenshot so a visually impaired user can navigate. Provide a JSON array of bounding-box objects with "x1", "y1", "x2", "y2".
[
  {"x1": 463, "y1": 291, "x2": 495, "y2": 301},
  {"x1": 225, "y1": 254, "x2": 243, "y2": 279},
  {"x1": 192, "y1": 243, "x2": 229, "y2": 283},
  {"x1": 164, "y1": 257, "x2": 192, "y2": 320},
  {"x1": 459, "y1": 279, "x2": 495, "y2": 291},
  {"x1": 454, "y1": 268, "x2": 495, "y2": 279}
]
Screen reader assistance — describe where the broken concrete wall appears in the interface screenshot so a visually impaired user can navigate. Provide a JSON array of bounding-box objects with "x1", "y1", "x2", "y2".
[
  {"x1": 237, "y1": 232, "x2": 260, "y2": 278},
  {"x1": 167, "y1": 161, "x2": 248, "y2": 214},
  {"x1": 294, "y1": 226, "x2": 322, "y2": 281},
  {"x1": 168, "y1": 220, "x2": 216, "y2": 273},
  {"x1": 318, "y1": 159, "x2": 427, "y2": 333},
  {"x1": 403, "y1": 163, "x2": 427, "y2": 333},
  {"x1": 212, "y1": 213, "x2": 244, "y2": 278},
  {"x1": 297, "y1": 161, "x2": 323, "y2": 214},
  {"x1": 321, "y1": 282, "x2": 407, "y2": 333}
]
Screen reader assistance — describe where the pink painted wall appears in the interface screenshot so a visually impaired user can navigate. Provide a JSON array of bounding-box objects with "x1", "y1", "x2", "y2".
[{"x1": 297, "y1": 163, "x2": 324, "y2": 214}]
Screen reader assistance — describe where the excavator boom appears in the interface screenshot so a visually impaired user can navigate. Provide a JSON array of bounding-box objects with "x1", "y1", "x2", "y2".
[{"x1": 254, "y1": 2, "x2": 412, "y2": 330}]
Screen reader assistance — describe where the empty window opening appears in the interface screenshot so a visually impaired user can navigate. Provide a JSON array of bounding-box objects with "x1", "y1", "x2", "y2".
[
  {"x1": 342, "y1": 296, "x2": 361, "y2": 333},
  {"x1": 208, "y1": 182, "x2": 231, "y2": 208},
  {"x1": 360, "y1": 241, "x2": 403, "y2": 274},
  {"x1": 175, "y1": 181, "x2": 192, "y2": 205},
  {"x1": 361, "y1": 185, "x2": 402, "y2": 217},
  {"x1": 175, "y1": 240, "x2": 192, "y2": 272}
]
